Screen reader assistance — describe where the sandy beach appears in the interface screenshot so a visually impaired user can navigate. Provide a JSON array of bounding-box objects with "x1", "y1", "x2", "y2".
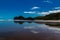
[{"x1": 0, "y1": 20, "x2": 60, "y2": 22}]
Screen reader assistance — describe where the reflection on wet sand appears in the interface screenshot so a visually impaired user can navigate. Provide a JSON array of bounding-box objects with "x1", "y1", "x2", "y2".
[
  {"x1": 14, "y1": 21, "x2": 60, "y2": 26},
  {"x1": 0, "y1": 21, "x2": 60, "y2": 40},
  {"x1": 1, "y1": 27, "x2": 60, "y2": 40},
  {"x1": 34, "y1": 21, "x2": 60, "y2": 26},
  {"x1": 45, "y1": 22, "x2": 60, "y2": 26},
  {"x1": 14, "y1": 21, "x2": 33, "y2": 24}
]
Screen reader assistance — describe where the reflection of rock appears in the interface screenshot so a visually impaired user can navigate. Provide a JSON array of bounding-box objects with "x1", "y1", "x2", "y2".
[
  {"x1": 14, "y1": 21, "x2": 24, "y2": 24},
  {"x1": 27, "y1": 21, "x2": 32, "y2": 23},
  {"x1": 45, "y1": 22, "x2": 60, "y2": 26},
  {"x1": 14, "y1": 21, "x2": 33, "y2": 24},
  {"x1": 36, "y1": 22, "x2": 60, "y2": 26}
]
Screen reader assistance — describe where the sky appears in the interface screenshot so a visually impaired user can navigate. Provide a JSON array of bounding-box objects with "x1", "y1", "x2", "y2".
[{"x1": 0, "y1": 0, "x2": 60, "y2": 19}]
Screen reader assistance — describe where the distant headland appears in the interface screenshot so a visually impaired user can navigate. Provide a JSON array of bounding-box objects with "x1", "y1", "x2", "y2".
[{"x1": 14, "y1": 12, "x2": 60, "y2": 20}]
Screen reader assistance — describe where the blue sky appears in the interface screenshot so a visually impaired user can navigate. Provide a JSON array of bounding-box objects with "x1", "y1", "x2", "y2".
[{"x1": 0, "y1": 0, "x2": 60, "y2": 19}]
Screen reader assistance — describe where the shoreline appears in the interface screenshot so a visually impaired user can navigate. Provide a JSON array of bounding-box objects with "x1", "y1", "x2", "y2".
[
  {"x1": 34, "y1": 20, "x2": 60, "y2": 22},
  {"x1": 0, "y1": 20, "x2": 60, "y2": 22}
]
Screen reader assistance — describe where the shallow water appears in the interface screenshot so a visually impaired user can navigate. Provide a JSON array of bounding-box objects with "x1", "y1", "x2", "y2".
[{"x1": 0, "y1": 21, "x2": 60, "y2": 40}]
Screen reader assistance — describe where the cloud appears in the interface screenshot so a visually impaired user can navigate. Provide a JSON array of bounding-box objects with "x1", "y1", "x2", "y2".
[
  {"x1": 24, "y1": 10, "x2": 60, "y2": 14},
  {"x1": 49, "y1": 10, "x2": 60, "y2": 13},
  {"x1": 24, "y1": 11, "x2": 36, "y2": 14},
  {"x1": 38, "y1": 10, "x2": 60, "y2": 15},
  {"x1": 55, "y1": 7, "x2": 60, "y2": 9},
  {"x1": 31, "y1": 6, "x2": 40, "y2": 10},
  {"x1": 43, "y1": 0, "x2": 52, "y2": 3},
  {"x1": 38, "y1": 12, "x2": 49, "y2": 15}
]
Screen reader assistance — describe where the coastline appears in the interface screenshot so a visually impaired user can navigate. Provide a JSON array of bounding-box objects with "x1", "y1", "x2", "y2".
[
  {"x1": 34, "y1": 20, "x2": 60, "y2": 22},
  {"x1": 0, "y1": 20, "x2": 60, "y2": 22}
]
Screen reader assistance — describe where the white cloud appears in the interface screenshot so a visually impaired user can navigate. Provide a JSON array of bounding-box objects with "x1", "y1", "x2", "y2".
[
  {"x1": 55, "y1": 7, "x2": 60, "y2": 9},
  {"x1": 49, "y1": 10, "x2": 60, "y2": 13},
  {"x1": 31, "y1": 6, "x2": 40, "y2": 10},
  {"x1": 38, "y1": 12, "x2": 49, "y2": 15},
  {"x1": 38, "y1": 10, "x2": 60, "y2": 15},
  {"x1": 24, "y1": 10, "x2": 60, "y2": 14},
  {"x1": 24, "y1": 11, "x2": 36, "y2": 14},
  {"x1": 43, "y1": 0, "x2": 52, "y2": 3}
]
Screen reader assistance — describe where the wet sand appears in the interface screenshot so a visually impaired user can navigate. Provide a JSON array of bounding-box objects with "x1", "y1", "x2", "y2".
[
  {"x1": 0, "y1": 21, "x2": 60, "y2": 40},
  {"x1": 0, "y1": 30, "x2": 60, "y2": 40}
]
